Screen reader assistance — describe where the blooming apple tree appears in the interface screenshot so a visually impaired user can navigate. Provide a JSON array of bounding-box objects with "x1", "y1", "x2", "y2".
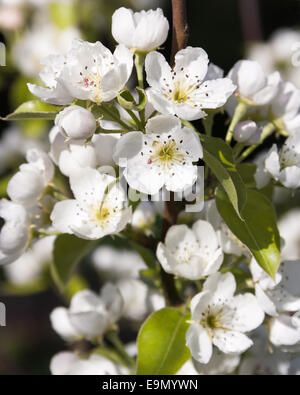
[{"x1": 1, "y1": 1, "x2": 300, "y2": 375}]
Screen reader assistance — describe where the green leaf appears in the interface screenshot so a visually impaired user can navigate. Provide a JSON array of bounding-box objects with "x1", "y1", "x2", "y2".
[
  {"x1": 117, "y1": 89, "x2": 136, "y2": 111},
  {"x1": 117, "y1": 88, "x2": 147, "y2": 113},
  {"x1": 136, "y1": 308, "x2": 191, "y2": 375},
  {"x1": 135, "y1": 87, "x2": 147, "y2": 112},
  {"x1": 51, "y1": 234, "x2": 96, "y2": 291},
  {"x1": 3, "y1": 100, "x2": 63, "y2": 121},
  {"x1": 201, "y1": 135, "x2": 247, "y2": 218},
  {"x1": 216, "y1": 187, "x2": 281, "y2": 278},
  {"x1": 0, "y1": 174, "x2": 11, "y2": 197},
  {"x1": 92, "y1": 103, "x2": 121, "y2": 122},
  {"x1": 236, "y1": 163, "x2": 257, "y2": 188},
  {"x1": 0, "y1": 278, "x2": 49, "y2": 296}
]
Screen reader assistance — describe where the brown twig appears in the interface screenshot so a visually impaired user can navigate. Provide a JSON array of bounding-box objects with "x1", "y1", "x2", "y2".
[
  {"x1": 170, "y1": 0, "x2": 189, "y2": 66},
  {"x1": 239, "y1": 0, "x2": 263, "y2": 42}
]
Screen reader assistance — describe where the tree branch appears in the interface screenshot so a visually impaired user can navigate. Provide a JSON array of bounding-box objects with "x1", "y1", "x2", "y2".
[{"x1": 170, "y1": 0, "x2": 189, "y2": 66}]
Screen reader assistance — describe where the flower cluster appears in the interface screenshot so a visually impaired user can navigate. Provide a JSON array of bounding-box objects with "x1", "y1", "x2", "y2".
[{"x1": 1, "y1": 5, "x2": 300, "y2": 376}]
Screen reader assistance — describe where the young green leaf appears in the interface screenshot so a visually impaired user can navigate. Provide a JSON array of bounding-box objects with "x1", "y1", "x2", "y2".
[
  {"x1": 117, "y1": 87, "x2": 147, "y2": 112},
  {"x1": 137, "y1": 308, "x2": 191, "y2": 375},
  {"x1": 51, "y1": 234, "x2": 97, "y2": 291},
  {"x1": 135, "y1": 87, "x2": 147, "y2": 112},
  {"x1": 92, "y1": 103, "x2": 121, "y2": 123},
  {"x1": 216, "y1": 187, "x2": 281, "y2": 278},
  {"x1": 117, "y1": 89, "x2": 136, "y2": 111},
  {"x1": 2, "y1": 100, "x2": 63, "y2": 120},
  {"x1": 201, "y1": 135, "x2": 247, "y2": 218}
]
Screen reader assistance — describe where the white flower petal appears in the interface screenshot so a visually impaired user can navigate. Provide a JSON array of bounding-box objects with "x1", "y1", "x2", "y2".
[
  {"x1": 50, "y1": 307, "x2": 79, "y2": 341},
  {"x1": 269, "y1": 314, "x2": 300, "y2": 347},
  {"x1": 186, "y1": 324, "x2": 213, "y2": 364},
  {"x1": 226, "y1": 293, "x2": 265, "y2": 332},
  {"x1": 50, "y1": 200, "x2": 79, "y2": 234},
  {"x1": 193, "y1": 78, "x2": 236, "y2": 109},
  {"x1": 50, "y1": 352, "x2": 80, "y2": 375},
  {"x1": 213, "y1": 329, "x2": 253, "y2": 354},
  {"x1": 174, "y1": 47, "x2": 209, "y2": 83},
  {"x1": 145, "y1": 51, "x2": 173, "y2": 90},
  {"x1": 203, "y1": 272, "x2": 236, "y2": 304}
]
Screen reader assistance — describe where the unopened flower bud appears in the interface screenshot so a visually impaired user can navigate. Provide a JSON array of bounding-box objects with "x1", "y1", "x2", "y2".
[
  {"x1": 233, "y1": 121, "x2": 261, "y2": 145},
  {"x1": 55, "y1": 105, "x2": 96, "y2": 141},
  {"x1": 112, "y1": 7, "x2": 169, "y2": 52}
]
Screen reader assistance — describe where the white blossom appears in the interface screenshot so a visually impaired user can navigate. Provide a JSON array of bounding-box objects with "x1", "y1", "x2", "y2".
[
  {"x1": 114, "y1": 115, "x2": 203, "y2": 194},
  {"x1": 50, "y1": 352, "x2": 128, "y2": 375},
  {"x1": 255, "y1": 134, "x2": 300, "y2": 189},
  {"x1": 91, "y1": 246, "x2": 164, "y2": 321},
  {"x1": 270, "y1": 81, "x2": 300, "y2": 135},
  {"x1": 5, "y1": 236, "x2": 55, "y2": 285},
  {"x1": 0, "y1": 199, "x2": 30, "y2": 265},
  {"x1": 92, "y1": 245, "x2": 146, "y2": 281},
  {"x1": 117, "y1": 278, "x2": 164, "y2": 322},
  {"x1": 233, "y1": 120, "x2": 261, "y2": 145},
  {"x1": 193, "y1": 349, "x2": 240, "y2": 375},
  {"x1": 50, "y1": 283, "x2": 123, "y2": 341},
  {"x1": 28, "y1": 39, "x2": 133, "y2": 105},
  {"x1": 12, "y1": 23, "x2": 80, "y2": 77},
  {"x1": 112, "y1": 7, "x2": 169, "y2": 52},
  {"x1": 7, "y1": 148, "x2": 54, "y2": 208},
  {"x1": 55, "y1": 105, "x2": 96, "y2": 141},
  {"x1": 239, "y1": 327, "x2": 298, "y2": 375},
  {"x1": 156, "y1": 220, "x2": 224, "y2": 280},
  {"x1": 269, "y1": 313, "x2": 300, "y2": 351},
  {"x1": 51, "y1": 168, "x2": 131, "y2": 240},
  {"x1": 227, "y1": 60, "x2": 280, "y2": 106},
  {"x1": 250, "y1": 259, "x2": 300, "y2": 317},
  {"x1": 278, "y1": 209, "x2": 300, "y2": 260},
  {"x1": 247, "y1": 28, "x2": 300, "y2": 88},
  {"x1": 186, "y1": 272, "x2": 264, "y2": 364},
  {"x1": 145, "y1": 47, "x2": 236, "y2": 120}
]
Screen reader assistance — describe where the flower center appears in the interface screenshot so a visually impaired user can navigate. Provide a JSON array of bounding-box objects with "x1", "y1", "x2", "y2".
[
  {"x1": 150, "y1": 140, "x2": 184, "y2": 169},
  {"x1": 95, "y1": 206, "x2": 110, "y2": 222},
  {"x1": 158, "y1": 143, "x2": 176, "y2": 161},
  {"x1": 200, "y1": 308, "x2": 225, "y2": 331},
  {"x1": 170, "y1": 81, "x2": 196, "y2": 104},
  {"x1": 88, "y1": 203, "x2": 113, "y2": 228},
  {"x1": 80, "y1": 63, "x2": 103, "y2": 103},
  {"x1": 206, "y1": 314, "x2": 220, "y2": 329}
]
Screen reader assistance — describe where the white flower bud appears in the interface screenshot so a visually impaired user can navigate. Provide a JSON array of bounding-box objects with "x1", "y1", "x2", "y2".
[
  {"x1": 7, "y1": 149, "x2": 54, "y2": 208},
  {"x1": 228, "y1": 60, "x2": 280, "y2": 105},
  {"x1": 233, "y1": 121, "x2": 261, "y2": 145},
  {"x1": 50, "y1": 283, "x2": 124, "y2": 341},
  {"x1": 55, "y1": 105, "x2": 97, "y2": 141},
  {"x1": 112, "y1": 7, "x2": 169, "y2": 52}
]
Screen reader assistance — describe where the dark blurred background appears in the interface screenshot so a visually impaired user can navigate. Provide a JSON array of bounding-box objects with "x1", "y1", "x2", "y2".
[{"x1": 0, "y1": 0, "x2": 300, "y2": 375}]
